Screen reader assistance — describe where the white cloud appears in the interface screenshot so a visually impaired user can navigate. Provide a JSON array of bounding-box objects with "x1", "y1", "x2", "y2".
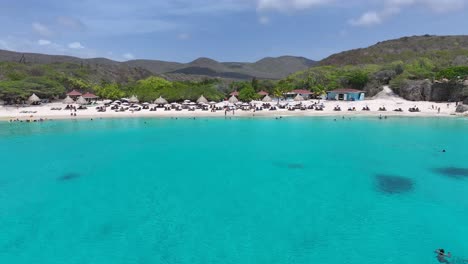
[
  {"x1": 258, "y1": 15, "x2": 270, "y2": 24},
  {"x1": 257, "y1": 0, "x2": 333, "y2": 11},
  {"x1": 68, "y1": 42, "x2": 85, "y2": 49},
  {"x1": 349, "y1": 11, "x2": 383, "y2": 26},
  {"x1": 32, "y1": 22, "x2": 53, "y2": 37},
  {"x1": 177, "y1": 33, "x2": 191, "y2": 40},
  {"x1": 123, "y1": 53, "x2": 135, "y2": 60},
  {"x1": 38, "y1": 39, "x2": 52, "y2": 46},
  {"x1": 350, "y1": 0, "x2": 466, "y2": 27}
]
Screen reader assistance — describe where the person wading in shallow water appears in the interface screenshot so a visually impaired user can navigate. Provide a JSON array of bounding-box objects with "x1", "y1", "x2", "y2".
[
  {"x1": 435, "y1": 249, "x2": 451, "y2": 263},
  {"x1": 435, "y1": 249, "x2": 468, "y2": 264}
]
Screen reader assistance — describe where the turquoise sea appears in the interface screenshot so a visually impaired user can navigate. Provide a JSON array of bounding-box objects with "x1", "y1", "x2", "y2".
[{"x1": 1, "y1": 117, "x2": 468, "y2": 264}]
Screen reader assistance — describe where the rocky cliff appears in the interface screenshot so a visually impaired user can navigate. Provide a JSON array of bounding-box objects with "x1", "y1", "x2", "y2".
[
  {"x1": 456, "y1": 104, "x2": 468, "y2": 113},
  {"x1": 396, "y1": 80, "x2": 467, "y2": 102}
]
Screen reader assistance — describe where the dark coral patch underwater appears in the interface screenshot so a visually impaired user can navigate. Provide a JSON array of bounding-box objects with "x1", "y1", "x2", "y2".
[
  {"x1": 375, "y1": 174, "x2": 414, "y2": 195},
  {"x1": 432, "y1": 167, "x2": 468, "y2": 179},
  {"x1": 58, "y1": 173, "x2": 81, "y2": 181}
]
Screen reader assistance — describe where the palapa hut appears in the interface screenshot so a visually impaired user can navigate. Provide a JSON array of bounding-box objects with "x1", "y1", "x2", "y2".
[
  {"x1": 129, "y1": 95, "x2": 139, "y2": 103},
  {"x1": 258, "y1": 90, "x2": 269, "y2": 96},
  {"x1": 82, "y1": 92, "x2": 98, "y2": 103},
  {"x1": 63, "y1": 95, "x2": 75, "y2": 104},
  {"x1": 154, "y1": 96, "x2": 168, "y2": 107},
  {"x1": 76, "y1": 96, "x2": 88, "y2": 105},
  {"x1": 262, "y1": 95, "x2": 272, "y2": 102},
  {"x1": 28, "y1": 93, "x2": 41, "y2": 105},
  {"x1": 228, "y1": 95, "x2": 239, "y2": 104},
  {"x1": 196, "y1": 95, "x2": 208, "y2": 104},
  {"x1": 67, "y1": 90, "x2": 82, "y2": 99},
  {"x1": 294, "y1": 94, "x2": 305, "y2": 102}
]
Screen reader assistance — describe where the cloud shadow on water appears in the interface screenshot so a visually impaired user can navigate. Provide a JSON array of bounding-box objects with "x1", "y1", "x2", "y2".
[
  {"x1": 57, "y1": 173, "x2": 81, "y2": 181},
  {"x1": 375, "y1": 174, "x2": 414, "y2": 195},
  {"x1": 432, "y1": 167, "x2": 468, "y2": 179}
]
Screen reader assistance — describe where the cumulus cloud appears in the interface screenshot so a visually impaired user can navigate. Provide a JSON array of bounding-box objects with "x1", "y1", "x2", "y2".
[
  {"x1": 350, "y1": 0, "x2": 466, "y2": 27},
  {"x1": 68, "y1": 42, "x2": 84, "y2": 49},
  {"x1": 38, "y1": 39, "x2": 52, "y2": 46},
  {"x1": 32, "y1": 22, "x2": 53, "y2": 37},
  {"x1": 123, "y1": 53, "x2": 135, "y2": 60}
]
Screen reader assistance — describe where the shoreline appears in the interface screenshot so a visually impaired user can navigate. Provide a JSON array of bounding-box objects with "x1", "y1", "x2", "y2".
[
  {"x1": 0, "y1": 107, "x2": 464, "y2": 123},
  {"x1": 1, "y1": 95, "x2": 466, "y2": 122}
]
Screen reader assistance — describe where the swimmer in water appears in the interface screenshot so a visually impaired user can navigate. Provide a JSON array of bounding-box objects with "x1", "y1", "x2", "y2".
[{"x1": 435, "y1": 249, "x2": 451, "y2": 263}]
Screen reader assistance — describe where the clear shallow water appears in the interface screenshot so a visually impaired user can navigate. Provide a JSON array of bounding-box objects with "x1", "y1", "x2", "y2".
[{"x1": 1, "y1": 117, "x2": 468, "y2": 264}]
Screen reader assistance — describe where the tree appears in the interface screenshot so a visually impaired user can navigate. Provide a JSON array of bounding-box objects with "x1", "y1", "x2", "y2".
[
  {"x1": 345, "y1": 70, "x2": 369, "y2": 89},
  {"x1": 132, "y1": 76, "x2": 172, "y2": 102},
  {"x1": 405, "y1": 58, "x2": 435, "y2": 79},
  {"x1": 273, "y1": 87, "x2": 285, "y2": 103},
  {"x1": 436, "y1": 66, "x2": 468, "y2": 80},
  {"x1": 251, "y1": 77, "x2": 259, "y2": 91},
  {"x1": 94, "y1": 83, "x2": 125, "y2": 100},
  {"x1": 238, "y1": 84, "x2": 258, "y2": 102}
]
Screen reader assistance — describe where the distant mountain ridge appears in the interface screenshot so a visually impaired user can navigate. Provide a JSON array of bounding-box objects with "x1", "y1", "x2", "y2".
[{"x1": 0, "y1": 49, "x2": 316, "y2": 80}]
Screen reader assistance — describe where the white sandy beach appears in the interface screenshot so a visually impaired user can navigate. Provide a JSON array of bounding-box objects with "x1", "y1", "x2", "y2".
[{"x1": 1, "y1": 87, "x2": 465, "y2": 121}]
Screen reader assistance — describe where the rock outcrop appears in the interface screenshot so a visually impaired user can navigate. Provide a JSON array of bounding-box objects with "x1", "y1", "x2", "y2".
[
  {"x1": 455, "y1": 104, "x2": 468, "y2": 113},
  {"x1": 431, "y1": 82, "x2": 465, "y2": 102},
  {"x1": 363, "y1": 79, "x2": 384, "y2": 97},
  {"x1": 364, "y1": 70, "x2": 398, "y2": 97},
  {"x1": 397, "y1": 80, "x2": 467, "y2": 102},
  {"x1": 398, "y1": 80, "x2": 432, "y2": 101}
]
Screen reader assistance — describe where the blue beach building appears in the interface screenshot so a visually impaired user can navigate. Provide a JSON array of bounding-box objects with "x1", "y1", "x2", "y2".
[{"x1": 326, "y1": 89, "x2": 365, "y2": 101}]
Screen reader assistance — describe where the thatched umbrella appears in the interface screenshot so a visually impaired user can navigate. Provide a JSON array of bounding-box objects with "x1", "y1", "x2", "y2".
[
  {"x1": 228, "y1": 95, "x2": 239, "y2": 104},
  {"x1": 196, "y1": 95, "x2": 208, "y2": 104},
  {"x1": 28, "y1": 93, "x2": 41, "y2": 104},
  {"x1": 129, "y1": 95, "x2": 139, "y2": 103},
  {"x1": 76, "y1": 96, "x2": 87, "y2": 105},
  {"x1": 63, "y1": 95, "x2": 75, "y2": 104},
  {"x1": 154, "y1": 96, "x2": 168, "y2": 106},
  {"x1": 262, "y1": 95, "x2": 272, "y2": 102},
  {"x1": 294, "y1": 94, "x2": 305, "y2": 102}
]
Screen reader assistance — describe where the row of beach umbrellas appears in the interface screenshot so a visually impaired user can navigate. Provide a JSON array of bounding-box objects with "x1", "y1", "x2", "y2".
[{"x1": 26, "y1": 93, "x2": 304, "y2": 106}]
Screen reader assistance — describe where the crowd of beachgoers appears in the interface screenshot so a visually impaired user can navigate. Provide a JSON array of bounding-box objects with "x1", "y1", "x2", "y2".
[{"x1": 1, "y1": 87, "x2": 466, "y2": 122}]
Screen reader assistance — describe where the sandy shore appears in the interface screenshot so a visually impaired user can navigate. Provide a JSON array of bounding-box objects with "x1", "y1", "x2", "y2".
[
  {"x1": 1, "y1": 97, "x2": 464, "y2": 122},
  {"x1": 2, "y1": 87, "x2": 466, "y2": 121}
]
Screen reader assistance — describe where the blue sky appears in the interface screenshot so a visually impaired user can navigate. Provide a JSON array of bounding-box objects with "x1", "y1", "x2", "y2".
[{"x1": 0, "y1": 0, "x2": 467, "y2": 62}]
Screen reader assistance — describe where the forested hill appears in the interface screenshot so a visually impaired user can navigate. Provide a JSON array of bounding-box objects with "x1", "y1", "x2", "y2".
[
  {"x1": 319, "y1": 35, "x2": 468, "y2": 67},
  {"x1": 0, "y1": 49, "x2": 315, "y2": 80},
  {"x1": 282, "y1": 35, "x2": 468, "y2": 103}
]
